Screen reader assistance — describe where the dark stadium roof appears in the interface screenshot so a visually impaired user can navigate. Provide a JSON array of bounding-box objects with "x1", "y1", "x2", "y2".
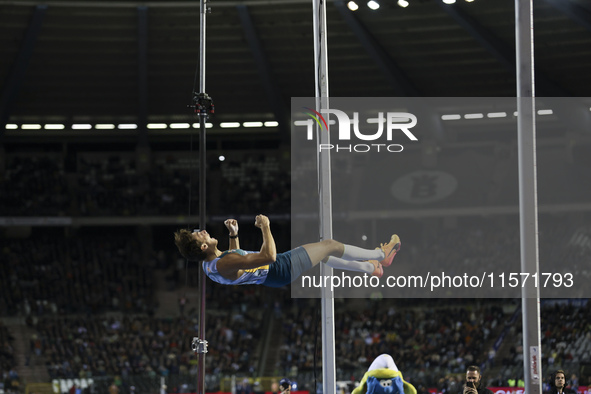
[{"x1": 1, "y1": 0, "x2": 591, "y2": 141}]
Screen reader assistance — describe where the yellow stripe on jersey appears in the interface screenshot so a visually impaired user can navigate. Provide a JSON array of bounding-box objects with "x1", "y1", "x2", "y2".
[{"x1": 244, "y1": 265, "x2": 269, "y2": 273}]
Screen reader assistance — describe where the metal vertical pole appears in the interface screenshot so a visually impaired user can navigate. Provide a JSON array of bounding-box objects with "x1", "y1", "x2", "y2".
[
  {"x1": 312, "y1": 0, "x2": 336, "y2": 393},
  {"x1": 197, "y1": 0, "x2": 208, "y2": 393},
  {"x1": 515, "y1": 1, "x2": 542, "y2": 394}
]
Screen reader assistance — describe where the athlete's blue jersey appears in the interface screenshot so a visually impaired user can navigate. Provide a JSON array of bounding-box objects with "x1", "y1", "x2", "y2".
[{"x1": 202, "y1": 249, "x2": 270, "y2": 285}]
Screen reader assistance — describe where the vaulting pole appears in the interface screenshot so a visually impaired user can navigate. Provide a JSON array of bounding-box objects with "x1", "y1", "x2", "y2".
[
  {"x1": 312, "y1": 0, "x2": 337, "y2": 393},
  {"x1": 515, "y1": 1, "x2": 542, "y2": 393}
]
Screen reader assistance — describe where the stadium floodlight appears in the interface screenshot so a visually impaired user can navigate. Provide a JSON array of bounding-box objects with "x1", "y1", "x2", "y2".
[
  {"x1": 397, "y1": 0, "x2": 409, "y2": 7},
  {"x1": 441, "y1": 114, "x2": 461, "y2": 120},
  {"x1": 147, "y1": 123, "x2": 167, "y2": 129},
  {"x1": 118, "y1": 124, "x2": 138, "y2": 130},
  {"x1": 243, "y1": 122, "x2": 264, "y2": 128},
  {"x1": 367, "y1": 0, "x2": 380, "y2": 10},
  {"x1": 21, "y1": 124, "x2": 42, "y2": 129},
  {"x1": 95, "y1": 124, "x2": 115, "y2": 129},
  {"x1": 72, "y1": 124, "x2": 92, "y2": 130},
  {"x1": 169, "y1": 123, "x2": 191, "y2": 129},
  {"x1": 219, "y1": 122, "x2": 241, "y2": 128},
  {"x1": 44, "y1": 124, "x2": 65, "y2": 130},
  {"x1": 347, "y1": 1, "x2": 359, "y2": 11},
  {"x1": 464, "y1": 113, "x2": 484, "y2": 119}
]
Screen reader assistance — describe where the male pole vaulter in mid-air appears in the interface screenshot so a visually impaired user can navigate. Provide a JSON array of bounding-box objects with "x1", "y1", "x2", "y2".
[{"x1": 174, "y1": 214, "x2": 400, "y2": 287}]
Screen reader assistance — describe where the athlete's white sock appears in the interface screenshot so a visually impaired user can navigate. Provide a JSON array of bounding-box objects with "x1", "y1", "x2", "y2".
[
  {"x1": 325, "y1": 257, "x2": 375, "y2": 274},
  {"x1": 341, "y1": 244, "x2": 385, "y2": 261}
]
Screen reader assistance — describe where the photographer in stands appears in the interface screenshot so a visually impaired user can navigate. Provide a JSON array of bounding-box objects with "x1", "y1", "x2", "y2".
[{"x1": 463, "y1": 366, "x2": 493, "y2": 394}]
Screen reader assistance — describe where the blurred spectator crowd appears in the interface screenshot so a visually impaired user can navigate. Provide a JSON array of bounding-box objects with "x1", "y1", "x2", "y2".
[
  {"x1": 0, "y1": 234, "x2": 153, "y2": 317},
  {"x1": 32, "y1": 310, "x2": 263, "y2": 381},
  {"x1": 0, "y1": 152, "x2": 289, "y2": 217},
  {"x1": 1, "y1": 322, "x2": 19, "y2": 393},
  {"x1": 278, "y1": 299, "x2": 506, "y2": 388}
]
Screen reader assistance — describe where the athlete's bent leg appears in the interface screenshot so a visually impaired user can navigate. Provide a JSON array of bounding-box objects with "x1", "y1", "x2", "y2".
[
  {"x1": 301, "y1": 240, "x2": 344, "y2": 266},
  {"x1": 301, "y1": 240, "x2": 386, "y2": 277}
]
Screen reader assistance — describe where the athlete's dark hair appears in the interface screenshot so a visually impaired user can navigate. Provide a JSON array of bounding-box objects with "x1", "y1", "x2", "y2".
[{"x1": 174, "y1": 229, "x2": 207, "y2": 261}]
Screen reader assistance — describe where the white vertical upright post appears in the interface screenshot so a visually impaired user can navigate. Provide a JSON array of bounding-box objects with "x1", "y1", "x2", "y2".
[
  {"x1": 312, "y1": 0, "x2": 336, "y2": 393},
  {"x1": 515, "y1": 1, "x2": 542, "y2": 393},
  {"x1": 197, "y1": 1, "x2": 208, "y2": 394},
  {"x1": 199, "y1": 0, "x2": 207, "y2": 95}
]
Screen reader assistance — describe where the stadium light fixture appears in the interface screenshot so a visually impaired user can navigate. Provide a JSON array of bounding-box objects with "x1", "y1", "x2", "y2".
[
  {"x1": 44, "y1": 124, "x2": 65, "y2": 130},
  {"x1": 118, "y1": 124, "x2": 138, "y2": 130},
  {"x1": 367, "y1": 0, "x2": 380, "y2": 10},
  {"x1": 397, "y1": 0, "x2": 409, "y2": 7},
  {"x1": 219, "y1": 122, "x2": 241, "y2": 128},
  {"x1": 464, "y1": 113, "x2": 484, "y2": 119},
  {"x1": 22, "y1": 124, "x2": 42, "y2": 130},
  {"x1": 487, "y1": 112, "x2": 507, "y2": 118},
  {"x1": 147, "y1": 123, "x2": 167, "y2": 129},
  {"x1": 95, "y1": 124, "x2": 115, "y2": 130},
  {"x1": 347, "y1": 1, "x2": 359, "y2": 11},
  {"x1": 169, "y1": 123, "x2": 191, "y2": 129},
  {"x1": 72, "y1": 124, "x2": 92, "y2": 130},
  {"x1": 243, "y1": 121, "x2": 264, "y2": 128}
]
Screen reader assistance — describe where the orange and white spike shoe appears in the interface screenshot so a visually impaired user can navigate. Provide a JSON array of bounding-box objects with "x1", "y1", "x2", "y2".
[
  {"x1": 376, "y1": 234, "x2": 401, "y2": 267},
  {"x1": 370, "y1": 260, "x2": 383, "y2": 278}
]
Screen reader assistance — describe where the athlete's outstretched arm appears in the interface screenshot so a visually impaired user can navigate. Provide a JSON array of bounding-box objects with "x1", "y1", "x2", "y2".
[
  {"x1": 255, "y1": 214, "x2": 276, "y2": 262},
  {"x1": 224, "y1": 218, "x2": 240, "y2": 250},
  {"x1": 216, "y1": 215, "x2": 277, "y2": 280}
]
